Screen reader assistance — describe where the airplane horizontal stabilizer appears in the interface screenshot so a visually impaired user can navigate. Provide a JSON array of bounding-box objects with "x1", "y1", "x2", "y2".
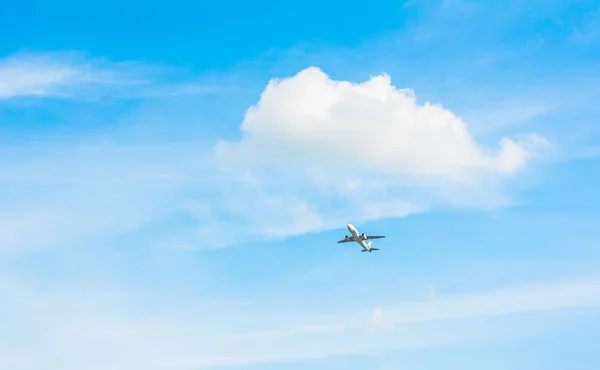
[{"x1": 361, "y1": 248, "x2": 379, "y2": 252}]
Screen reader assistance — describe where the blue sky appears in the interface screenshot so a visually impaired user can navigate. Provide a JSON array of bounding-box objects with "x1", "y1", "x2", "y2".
[{"x1": 1, "y1": 0, "x2": 600, "y2": 369}]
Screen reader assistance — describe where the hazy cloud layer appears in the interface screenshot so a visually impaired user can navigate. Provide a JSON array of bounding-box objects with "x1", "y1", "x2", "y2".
[{"x1": 1, "y1": 275, "x2": 598, "y2": 369}]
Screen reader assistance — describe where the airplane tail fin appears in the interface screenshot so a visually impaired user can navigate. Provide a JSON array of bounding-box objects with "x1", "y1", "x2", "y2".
[{"x1": 362, "y1": 241, "x2": 379, "y2": 252}]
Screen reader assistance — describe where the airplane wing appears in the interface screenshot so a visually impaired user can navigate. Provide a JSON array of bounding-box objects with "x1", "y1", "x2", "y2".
[
  {"x1": 366, "y1": 235, "x2": 385, "y2": 240},
  {"x1": 337, "y1": 238, "x2": 352, "y2": 243}
]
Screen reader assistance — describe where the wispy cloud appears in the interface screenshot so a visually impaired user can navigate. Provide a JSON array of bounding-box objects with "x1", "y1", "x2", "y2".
[
  {"x1": 0, "y1": 141, "x2": 204, "y2": 252},
  {"x1": 571, "y1": 6, "x2": 600, "y2": 44},
  {"x1": 1, "y1": 274, "x2": 598, "y2": 369},
  {"x1": 460, "y1": 100, "x2": 556, "y2": 135},
  {"x1": 0, "y1": 51, "x2": 217, "y2": 100}
]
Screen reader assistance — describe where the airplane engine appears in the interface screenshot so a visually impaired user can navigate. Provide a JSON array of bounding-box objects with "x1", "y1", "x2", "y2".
[{"x1": 361, "y1": 233, "x2": 366, "y2": 239}]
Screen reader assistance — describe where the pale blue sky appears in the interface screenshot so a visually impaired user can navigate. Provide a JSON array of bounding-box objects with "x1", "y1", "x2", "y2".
[{"x1": 1, "y1": 1, "x2": 600, "y2": 369}]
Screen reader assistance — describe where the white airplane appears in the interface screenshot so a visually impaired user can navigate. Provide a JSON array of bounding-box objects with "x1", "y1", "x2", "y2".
[{"x1": 337, "y1": 223, "x2": 385, "y2": 252}]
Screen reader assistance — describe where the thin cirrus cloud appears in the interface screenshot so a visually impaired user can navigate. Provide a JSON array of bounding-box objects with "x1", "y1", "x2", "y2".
[
  {"x1": 1, "y1": 274, "x2": 599, "y2": 369},
  {"x1": 0, "y1": 141, "x2": 203, "y2": 252},
  {"x1": 0, "y1": 51, "x2": 216, "y2": 100}
]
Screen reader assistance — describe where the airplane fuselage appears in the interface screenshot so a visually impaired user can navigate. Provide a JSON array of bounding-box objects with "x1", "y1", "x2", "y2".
[{"x1": 347, "y1": 224, "x2": 371, "y2": 251}]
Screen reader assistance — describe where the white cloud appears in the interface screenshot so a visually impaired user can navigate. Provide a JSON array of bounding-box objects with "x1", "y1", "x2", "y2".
[
  {"x1": 0, "y1": 65, "x2": 551, "y2": 252},
  {"x1": 0, "y1": 51, "x2": 215, "y2": 100},
  {"x1": 1, "y1": 274, "x2": 598, "y2": 369},
  {"x1": 0, "y1": 55, "x2": 78, "y2": 98},
  {"x1": 200, "y1": 67, "x2": 549, "y2": 245},
  {"x1": 218, "y1": 67, "x2": 547, "y2": 178},
  {"x1": 0, "y1": 52, "x2": 129, "y2": 99}
]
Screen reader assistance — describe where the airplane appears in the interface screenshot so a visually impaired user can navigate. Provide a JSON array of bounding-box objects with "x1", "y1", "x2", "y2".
[{"x1": 337, "y1": 223, "x2": 385, "y2": 252}]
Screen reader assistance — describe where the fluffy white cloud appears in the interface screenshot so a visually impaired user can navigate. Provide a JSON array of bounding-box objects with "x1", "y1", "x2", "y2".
[
  {"x1": 205, "y1": 67, "x2": 549, "y2": 244},
  {"x1": 217, "y1": 67, "x2": 546, "y2": 178}
]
